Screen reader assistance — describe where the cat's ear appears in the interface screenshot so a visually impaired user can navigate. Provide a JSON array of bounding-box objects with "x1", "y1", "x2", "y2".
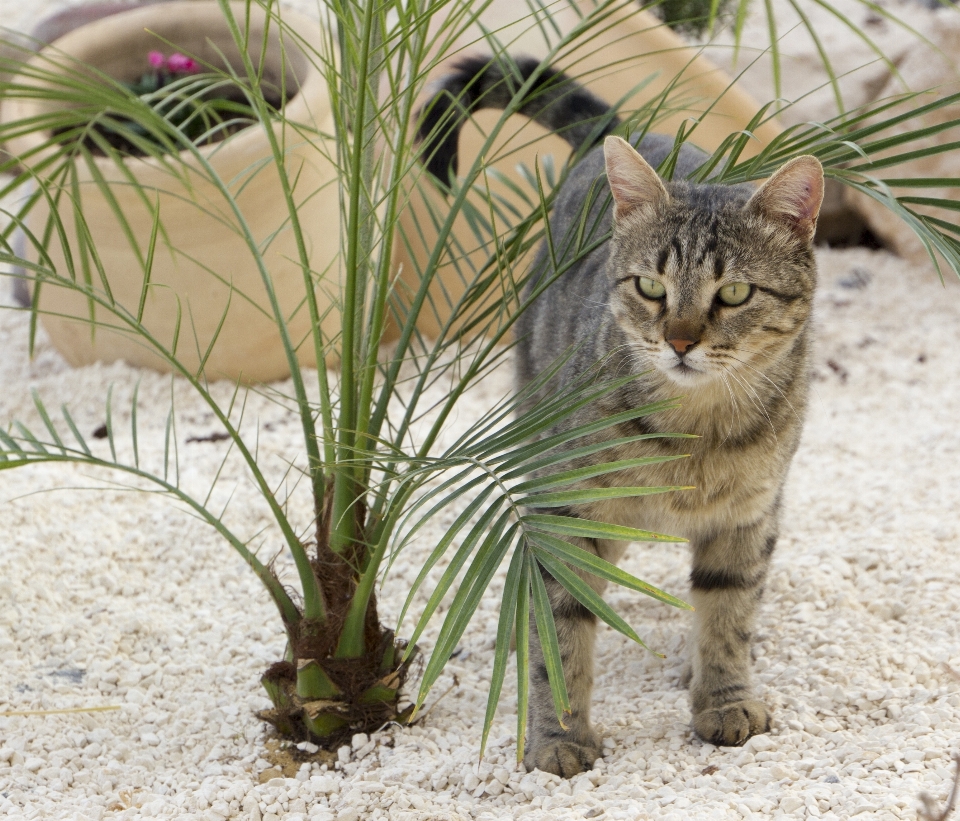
[
  {"x1": 747, "y1": 156, "x2": 824, "y2": 241},
  {"x1": 604, "y1": 136, "x2": 669, "y2": 221}
]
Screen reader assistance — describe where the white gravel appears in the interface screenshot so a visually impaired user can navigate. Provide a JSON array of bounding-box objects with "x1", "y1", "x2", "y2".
[{"x1": 3, "y1": 2, "x2": 960, "y2": 821}]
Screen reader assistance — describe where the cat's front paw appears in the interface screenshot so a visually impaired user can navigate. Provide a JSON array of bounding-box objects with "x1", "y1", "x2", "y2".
[
  {"x1": 524, "y1": 733, "x2": 602, "y2": 777},
  {"x1": 693, "y1": 699, "x2": 770, "y2": 747}
]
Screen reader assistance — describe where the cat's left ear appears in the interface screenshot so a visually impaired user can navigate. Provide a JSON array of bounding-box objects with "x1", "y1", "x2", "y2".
[{"x1": 746, "y1": 156, "x2": 824, "y2": 241}]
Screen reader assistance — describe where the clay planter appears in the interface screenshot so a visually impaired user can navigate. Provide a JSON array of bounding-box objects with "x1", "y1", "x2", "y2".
[
  {"x1": 2, "y1": 2, "x2": 338, "y2": 383},
  {"x1": 393, "y1": 2, "x2": 782, "y2": 341}
]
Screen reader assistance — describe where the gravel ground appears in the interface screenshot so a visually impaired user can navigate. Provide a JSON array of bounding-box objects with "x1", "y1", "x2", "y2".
[
  {"x1": 3, "y1": 242, "x2": 960, "y2": 821},
  {"x1": 2, "y1": 2, "x2": 960, "y2": 821}
]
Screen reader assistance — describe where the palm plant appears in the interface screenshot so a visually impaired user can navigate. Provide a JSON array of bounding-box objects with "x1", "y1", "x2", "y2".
[{"x1": 1, "y1": 0, "x2": 959, "y2": 765}]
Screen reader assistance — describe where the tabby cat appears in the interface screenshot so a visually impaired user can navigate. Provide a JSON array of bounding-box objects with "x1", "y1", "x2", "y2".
[{"x1": 419, "y1": 56, "x2": 823, "y2": 777}]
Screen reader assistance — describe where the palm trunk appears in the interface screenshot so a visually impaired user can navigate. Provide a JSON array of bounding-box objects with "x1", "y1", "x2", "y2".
[{"x1": 258, "y1": 484, "x2": 415, "y2": 746}]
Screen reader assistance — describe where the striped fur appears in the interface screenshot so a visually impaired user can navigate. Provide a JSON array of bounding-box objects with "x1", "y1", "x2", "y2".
[{"x1": 419, "y1": 58, "x2": 823, "y2": 778}]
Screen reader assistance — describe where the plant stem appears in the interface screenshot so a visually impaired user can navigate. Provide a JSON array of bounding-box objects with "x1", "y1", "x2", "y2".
[{"x1": 329, "y1": 0, "x2": 381, "y2": 574}]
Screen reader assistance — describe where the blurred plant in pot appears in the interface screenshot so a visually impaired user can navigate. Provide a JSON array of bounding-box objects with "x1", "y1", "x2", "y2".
[
  {"x1": 1, "y1": 0, "x2": 960, "y2": 761},
  {"x1": 65, "y1": 49, "x2": 279, "y2": 155},
  {"x1": 0, "y1": 0, "x2": 337, "y2": 382},
  {"x1": 641, "y1": 0, "x2": 738, "y2": 36}
]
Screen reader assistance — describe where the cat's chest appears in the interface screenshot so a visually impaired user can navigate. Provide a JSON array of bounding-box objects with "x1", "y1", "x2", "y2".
[{"x1": 576, "y1": 411, "x2": 794, "y2": 539}]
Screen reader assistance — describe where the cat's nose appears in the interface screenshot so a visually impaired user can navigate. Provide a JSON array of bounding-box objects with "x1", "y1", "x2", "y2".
[{"x1": 667, "y1": 337, "x2": 698, "y2": 355}]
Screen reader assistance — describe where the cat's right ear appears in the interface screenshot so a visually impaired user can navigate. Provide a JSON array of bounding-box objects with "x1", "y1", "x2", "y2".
[
  {"x1": 604, "y1": 136, "x2": 669, "y2": 222},
  {"x1": 746, "y1": 155, "x2": 824, "y2": 242}
]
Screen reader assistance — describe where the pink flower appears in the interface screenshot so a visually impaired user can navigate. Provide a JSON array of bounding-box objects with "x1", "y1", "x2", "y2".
[
  {"x1": 166, "y1": 53, "x2": 200, "y2": 74},
  {"x1": 148, "y1": 51, "x2": 166, "y2": 69}
]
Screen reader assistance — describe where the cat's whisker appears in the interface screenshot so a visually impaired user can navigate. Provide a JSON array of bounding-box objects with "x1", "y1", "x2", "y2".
[
  {"x1": 723, "y1": 352, "x2": 805, "y2": 430},
  {"x1": 610, "y1": 342, "x2": 643, "y2": 379},
  {"x1": 729, "y1": 350, "x2": 787, "y2": 372},
  {"x1": 613, "y1": 340, "x2": 666, "y2": 386},
  {"x1": 721, "y1": 363, "x2": 783, "y2": 451},
  {"x1": 715, "y1": 370, "x2": 746, "y2": 444}
]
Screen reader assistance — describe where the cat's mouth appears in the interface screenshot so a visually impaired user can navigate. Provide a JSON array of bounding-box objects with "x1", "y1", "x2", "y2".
[
  {"x1": 665, "y1": 359, "x2": 709, "y2": 384},
  {"x1": 672, "y1": 360, "x2": 700, "y2": 376}
]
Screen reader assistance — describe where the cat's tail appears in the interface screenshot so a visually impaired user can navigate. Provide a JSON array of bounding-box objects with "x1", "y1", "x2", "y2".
[{"x1": 417, "y1": 54, "x2": 621, "y2": 184}]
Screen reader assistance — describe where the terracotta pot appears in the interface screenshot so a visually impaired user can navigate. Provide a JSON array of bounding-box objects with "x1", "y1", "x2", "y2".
[
  {"x1": 392, "y1": 2, "x2": 782, "y2": 342},
  {"x1": 2, "y1": 2, "x2": 339, "y2": 383}
]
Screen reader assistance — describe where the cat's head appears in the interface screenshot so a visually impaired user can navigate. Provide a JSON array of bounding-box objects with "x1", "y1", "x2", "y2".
[{"x1": 603, "y1": 136, "x2": 823, "y2": 388}]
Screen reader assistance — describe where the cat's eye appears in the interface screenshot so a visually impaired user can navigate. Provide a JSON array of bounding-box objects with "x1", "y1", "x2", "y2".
[
  {"x1": 636, "y1": 276, "x2": 666, "y2": 300},
  {"x1": 717, "y1": 282, "x2": 752, "y2": 306}
]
